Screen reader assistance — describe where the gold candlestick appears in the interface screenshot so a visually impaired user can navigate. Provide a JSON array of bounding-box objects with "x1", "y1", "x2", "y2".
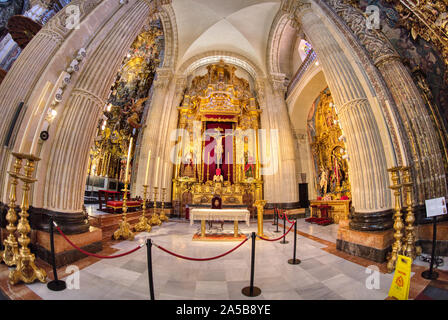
[
  {"x1": 134, "y1": 185, "x2": 152, "y2": 232},
  {"x1": 9, "y1": 154, "x2": 47, "y2": 285},
  {"x1": 1, "y1": 154, "x2": 23, "y2": 266},
  {"x1": 150, "y1": 187, "x2": 161, "y2": 226},
  {"x1": 160, "y1": 187, "x2": 169, "y2": 222},
  {"x1": 387, "y1": 166, "x2": 404, "y2": 273},
  {"x1": 113, "y1": 182, "x2": 134, "y2": 240},
  {"x1": 401, "y1": 166, "x2": 421, "y2": 259},
  {"x1": 254, "y1": 200, "x2": 267, "y2": 238}
]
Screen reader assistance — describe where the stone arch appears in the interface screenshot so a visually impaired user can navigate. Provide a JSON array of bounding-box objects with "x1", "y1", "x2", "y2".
[
  {"x1": 0, "y1": 0, "x2": 180, "y2": 235},
  {"x1": 157, "y1": 3, "x2": 178, "y2": 70},
  {"x1": 267, "y1": 0, "x2": 400, "y2": 230},
  {"x1": 177, "y1": 50, "x2": 265, "y2": 81}
]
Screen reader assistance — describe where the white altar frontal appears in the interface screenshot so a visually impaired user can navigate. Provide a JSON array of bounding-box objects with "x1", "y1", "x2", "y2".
[{"x1": 190, "y1": 208, "x2": 250, "y2": 239}]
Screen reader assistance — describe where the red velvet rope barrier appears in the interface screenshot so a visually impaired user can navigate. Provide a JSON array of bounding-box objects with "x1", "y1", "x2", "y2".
[
  {"x1": 284, "y1": 213, "x2": 294, "y2": 224},
  {"x1": 258, "y1": 221, "x2": 296, "y2": 242},
  {"x1": 277, "y1": 210, "x2": 294, "y2": 224},
  {"x1": 54, "y1": 223, "x2": 143, "y2": 259},
  {"x1": 153, "y1": 236, "x2": 249, "y2": 261}
]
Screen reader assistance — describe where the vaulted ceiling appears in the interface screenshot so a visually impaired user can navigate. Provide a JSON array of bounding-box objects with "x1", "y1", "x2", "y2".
[{"x1": 171, "y1": 0, "x2": 280, "y2": 74}]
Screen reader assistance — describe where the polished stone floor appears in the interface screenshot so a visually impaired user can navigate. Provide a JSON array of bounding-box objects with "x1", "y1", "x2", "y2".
[{"x1": 24, "y1": 220, "x2": 395, "y2": 300}]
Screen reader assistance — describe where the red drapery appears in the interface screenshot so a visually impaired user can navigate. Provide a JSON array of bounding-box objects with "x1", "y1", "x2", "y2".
[{"x1": 203, "y1": 122, "x2": 234, "y2": 183}]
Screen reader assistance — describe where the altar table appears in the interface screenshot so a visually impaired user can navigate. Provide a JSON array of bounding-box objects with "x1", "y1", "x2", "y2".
[{"x1": 190, "y1": 208, "x2": 250, "y2": 237}]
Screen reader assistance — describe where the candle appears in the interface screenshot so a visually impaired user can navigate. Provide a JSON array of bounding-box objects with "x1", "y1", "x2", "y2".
[
  {"x1": 207, "y1": 152, "x2": 210, "y2": 180},
  {"x1": 162, "y1": 162, "x2": 168, "y2": 188},
  {"x1": 144, "y1": 150, "x2": 151, "y2": 185},
  {"x1": 228, "y1": 152, "x2": 230, "y2": 178},
  {"x1": 125, "y1": 137, "x2": 133, "y2": 183},
  {"x1": 154, "y1": 156, "x2": 160, "y2": 187}
]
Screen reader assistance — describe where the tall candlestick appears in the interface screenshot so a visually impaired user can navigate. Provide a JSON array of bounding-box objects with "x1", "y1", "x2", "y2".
[
  {"x1": 144, "y1": 150, "x2": 151, "y2": 186},
  {"x1": 154, "y1": 156, "x2": 160, "y2": 187},
  {"x1": 125, "y1": 137, "x2": 133, "y2": 183}
]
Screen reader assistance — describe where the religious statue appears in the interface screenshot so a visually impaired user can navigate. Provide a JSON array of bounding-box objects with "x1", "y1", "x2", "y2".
[
  {"x1": 209, "y1": 128, "x2": 233, "y2": 168},
  {"x1": 213, "y1": 168, "x2": 223, "y2": 182},
  {"x1": 319, "y1": 166, "x2": 328, "y2": 196},
  {"x1": 182, "y1": 157, "x2": 195, "y2": 178},
  {"x1": 244, "y1": 154, "x2": 255, "y2": 179}
]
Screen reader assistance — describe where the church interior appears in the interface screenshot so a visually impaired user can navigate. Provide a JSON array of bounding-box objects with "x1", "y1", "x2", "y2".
[{"x1": 0, "y1": 0, "x2": 448, "y2": 301}]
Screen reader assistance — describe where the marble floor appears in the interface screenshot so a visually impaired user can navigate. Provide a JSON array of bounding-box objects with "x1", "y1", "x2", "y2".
[{"x1": 24, "y1": 220, "x2": 395, "y2": 300}]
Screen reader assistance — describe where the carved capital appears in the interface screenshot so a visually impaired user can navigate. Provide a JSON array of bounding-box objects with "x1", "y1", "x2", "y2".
[
  {"x1": 174, "y1": 75, "x2": 187, "y2": 96},
  {"x1": 142, "y1": 0, "x2": 172, "y2": 19},
  {"x1": 154, "y1": 67, "x2": 174, "y2": 89},
  {"x1": 282, "y1": 0, "x2": 312, "y2": 24},
  {"x1": 270, "y1": 73, "x2": 288, "y2": 94},
  {"x1": 325, "y1": 0, "x2": 400, "y2": 66},
  {"x1": 42, "y1": 0, "x2": 102, "y2": 42}
]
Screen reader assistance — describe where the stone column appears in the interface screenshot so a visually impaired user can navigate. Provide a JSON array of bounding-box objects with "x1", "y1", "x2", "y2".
[
  {"x1": 41, "y1": 0, "x2": 154, "y2": 233},
  {"x1": 324, "y1": 0, "x2": 447, "y2": 208},
  {"x1": 0, "y1": 0, "x2": 102, "y2": 202},
  {"x1": 133, "y1": 68, "x2": 174, "y2": 200},
  {"x1": 294, "y1": 2, "x2": 392, "y2": 230},
  {"x1": 269, "y1": 74, "x2": 299, "y2": 206}
]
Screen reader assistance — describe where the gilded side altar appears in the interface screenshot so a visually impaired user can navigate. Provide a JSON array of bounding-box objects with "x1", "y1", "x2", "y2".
[{"x1": 172, "y1": 61, "x2": 263, "y2": 212}]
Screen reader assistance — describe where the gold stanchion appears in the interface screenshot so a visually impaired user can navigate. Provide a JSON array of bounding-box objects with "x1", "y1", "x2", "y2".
[
  {"x1": 401, "y1": 166, "x2": 421, "y2": 259},
  {"x1": 150, "y1": 187, "x2": 161, "y2": 226},
  {"x1": 134, "y1": 185, "x2": 152, "y2": 232},
  {"x1": 113, "y1": 183, "x2": 134, "y2": 240},
  {"x1": 0, "y1": 154, "x2": 23, "y2": 266},
  {"x1": 254, "y1": 200, "x2": 266, "y2": 237},
  {"x1": 9, "y1": 154, "x2": 47, "y2": 285},
  {"x1": 387, "y1": 166, "x2": 404, "y2": 273},
  {"x1": 160, "y1": 187, "x2": 169, "y2": 222}
]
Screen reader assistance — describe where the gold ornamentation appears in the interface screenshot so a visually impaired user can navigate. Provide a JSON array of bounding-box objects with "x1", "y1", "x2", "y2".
[
  {"x1": 401, "y1": 166, "x2": 421, "y2": 259},
  {"x1": 150, "y1": 187, "x2": 162, "y2": 226},
  {"x1": 385, "y1": 0, "x2": 448, "y2": 80},
  {"x1": 0, "y1": 154, "x2": 23, "y2": 266},
  {"x1": 309, "y1": 89, "x2": 351, "y2": 198},
  {"x1": 113, "y1": 183, "x2": 135, "y2": 240},
  {"x1": 134, "y1": 185, "x2": 152, "y2": 232},
  {"x1": 387, "y1": 166, "x2": 404, "y2": 273},
  {"x1": 173, "y1": 60, "x2": 262, "y2": 210},
  {"x1": 9, "y1": 154, "x2": 47, "y2": 285},
  {"x1": 159, "y1": 187, "x2": 169, "y2": 222},
  {"x1": 254, "y1": 200, "x2": 267, "y2": 237}
]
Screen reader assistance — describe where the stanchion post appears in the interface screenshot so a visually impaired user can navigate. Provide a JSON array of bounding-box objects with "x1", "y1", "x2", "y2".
[
  {"x1": 146, "y1": 238, "x2": 155, "y2": 300},
  {"x1": 242, "y1": 232, "x2": 261, "y2": 297},
  {"x1": 288, "y1": 217, "x2": 301, "y2": 265},
  {"x1": 272, "y1": 207, "x2": 277, "y2": 225},
  {"x1": 47, "y1": 217, "x2": 66, "y2": 291},
  {"x1": 280, "y1": 211, "x2": 289, "y2": 244},
  {"x1": 274, "y1": 208, "x2": 281, "y2": 233},
  {"x1": 422, "y1": 216, "x2": 439, "y2": 280}
]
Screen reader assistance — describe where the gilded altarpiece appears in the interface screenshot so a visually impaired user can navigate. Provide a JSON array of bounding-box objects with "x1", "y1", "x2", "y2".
[
  {"x1": 308, "y1": 88, "x2": 351, "y2": 199},
  {"x1": 173, "y1": 61, "x2": 263, "y2": 214}
]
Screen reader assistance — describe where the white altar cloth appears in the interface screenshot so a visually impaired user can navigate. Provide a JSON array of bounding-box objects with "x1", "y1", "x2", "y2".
[{"x1": 189, "y1": 208, "x2": 250, "y2": 226}]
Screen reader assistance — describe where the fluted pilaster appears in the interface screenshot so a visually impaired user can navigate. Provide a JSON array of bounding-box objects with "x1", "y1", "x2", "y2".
[
  {"x1": 295, "y1": 2, "x2": 392, "y2": 227},
  {"x1": 0, "y1": 0, "x2": 102, "y2": 200},
  {"x1": 44, "y1": 0, "x2": 153, "y2": 213},
  {"x1": 133, "y1": 68, "x2": 174, "y2": 197},
  {"x1": 269, "y1": 75, "x2": 299, "y2": 204}
]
